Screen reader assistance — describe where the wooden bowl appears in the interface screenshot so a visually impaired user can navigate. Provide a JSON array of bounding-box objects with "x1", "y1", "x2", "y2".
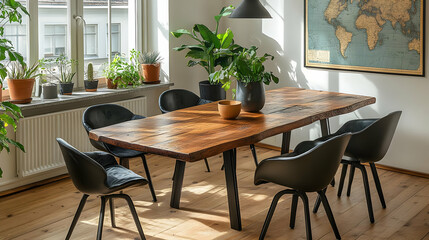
[{"x1": 218, "y1": 100, "x2": 242, "y2": 120}]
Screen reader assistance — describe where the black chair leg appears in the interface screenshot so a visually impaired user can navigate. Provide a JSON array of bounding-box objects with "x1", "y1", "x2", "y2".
[
  {"x1": 141, "y1": 155, "x2": 157, "y2": 202},
  {"x1": 259, "y1": 190, "x2": 291, "y2": 240},
  {"x1": 250, "y1": 144, "x2": 258, "y2": 167},
  {"x1": 221, "y1": 164, "x2": 224, "y2": 171},
  {"x1": 312, "y1": 187, "x2": 326, "y2": 213},
  {"x1": 120, "y1": 194, "x2": 146, "y2": 240},
  {"x1": 357, "y1": 164, "x2": 374, "y2": 223},
  {"x1": 337, "y1": 163, "x2": 348, "y2": 197},
  {"x1": 66, "y1": 194, "x2": 89, "y2": 240},
  {"x1": 330, "y1": 178, "x2": 335, "y2": 187},
  {"x1": 370, "y1": 163, "x2": 386, "y2": 208},
  {"x1": 204, "y1": 158, "x2": 211, "y2": 172},
  {"x1": 346, "y1": 165, "x2": 355, "y2": 197},
  {"x1": 97, "y1": 196, "x2": 107, "y2": 240},
  {"x1": 290, "y1": 194, "x2": 299, "y2": 229},
  {"x1": 299, "y1": 192, "x2": 312, "y2": 240},
  {"x1": 318, "y1": 190, "x2": 341, "y2": 239},
  {"x1": 109, "y1": 198, "x2": 116, "y2": 228}
]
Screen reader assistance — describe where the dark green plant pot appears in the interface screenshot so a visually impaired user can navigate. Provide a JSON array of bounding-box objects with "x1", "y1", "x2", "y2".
[
  {"x1": 236, "y1": 81, "x2": 265, "y2": 112},
  {"x1": 42, "y1": 84, "x2": 58, "y2": 99},
  {"x1": 59, "y1": 82, "x2": 74, "y2": 95},
  {"x1": 84, "y1": 80, "x2": 99, "y2": 92},
  {"x1": 199, "y1": 80, "x2": 226, "y2": 101}
]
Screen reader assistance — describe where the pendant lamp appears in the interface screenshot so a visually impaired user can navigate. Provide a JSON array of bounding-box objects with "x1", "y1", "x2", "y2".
[{"x1": 229, "y1": 0, "x2": 272, "y2": 18}]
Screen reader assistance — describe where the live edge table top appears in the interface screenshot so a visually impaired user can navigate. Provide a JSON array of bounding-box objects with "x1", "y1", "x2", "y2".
[{"x1": 89, "y1": 87, "x2": 376, "y2": 162}]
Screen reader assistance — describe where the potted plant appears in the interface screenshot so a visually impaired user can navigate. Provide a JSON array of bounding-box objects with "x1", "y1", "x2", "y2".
[
  {"x1": 209, "y1": 46, "x2": 279, "y2": 112},
  {"x1": 139, "y1": 51, "x2": 162, "y2": 84},
  {"x1": 6, "y1": 61, "x2": 40, "y2": 104},
  {"x1": 41, "y1": 54, "x2": 77, "y2": 95},
  {"x1": 84, "y1": 62, "x2": 98, "y2": 92},
  {"x1": 103, "y1": 50, "x2": 142, "y2": 89},
  {"x1": 171, "y1": 6, "x2": 242, "y2": 101}
]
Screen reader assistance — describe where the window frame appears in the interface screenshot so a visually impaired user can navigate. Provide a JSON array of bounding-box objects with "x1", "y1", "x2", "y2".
[
  {"x1": 43, "y1": 24, "x2": 67, "y2": 58},
  {"x1": 84, "y1": 24, "x2": 98, "y2": 57}
]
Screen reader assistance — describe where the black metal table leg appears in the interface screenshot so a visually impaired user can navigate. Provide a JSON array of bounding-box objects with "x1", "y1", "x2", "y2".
[
  {"x1": 223, "y1": 149, "x2": 242, "y2": 231},
  {"x1": 170, "y1": 160, "x2": 186, "y2": 209},
  {"x1": 281, "y1": 131, "x2": 292, "y2": 155}
]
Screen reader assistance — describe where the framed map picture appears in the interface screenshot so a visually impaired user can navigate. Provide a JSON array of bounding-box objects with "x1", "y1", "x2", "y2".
[{"x1": 305, "y1": 0, "x2": 425, "y2": 76}]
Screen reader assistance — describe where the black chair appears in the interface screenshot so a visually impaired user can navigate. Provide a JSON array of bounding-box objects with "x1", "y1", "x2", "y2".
[
  {"x1": 57, "y1": 138, "x2": 146, "y2": 240},
  {"x1": 255, "y1": 134, "x2": 351, "y2": 240},
  {"x1": 159, "y1": 89, "x2": 259, "y2": 171},
  {"x1": 313, "y1": 111, "x2": 402, "y2": 223},
  {"x1": 82, "y1": 104, "x2": 157, "y2": 202}
]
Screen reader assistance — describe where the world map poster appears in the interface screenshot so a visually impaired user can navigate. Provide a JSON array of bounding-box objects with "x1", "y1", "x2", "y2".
[{"x1": 305, "y1": 0, "x2": 425, "y2": 76}]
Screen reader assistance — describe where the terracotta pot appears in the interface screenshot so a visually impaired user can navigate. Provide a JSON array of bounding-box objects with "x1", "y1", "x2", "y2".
[
  {"x1": 218, "y1": 100, "x2": 242, "y2": 120},
  {"x1": 107, "y1": 78, "x2": 118, "y2": 89},
  {"x1": 0, "y1": 87, "x2": 2, "y2": 102},
  {"x1": 7, "y1": 78, "x2": 35, "y2": 104},
  {"x1": 141, "y1": 63, "x2": 160, "y2": 83}
]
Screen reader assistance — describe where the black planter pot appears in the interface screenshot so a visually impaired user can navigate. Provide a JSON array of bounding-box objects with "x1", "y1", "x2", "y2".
[
  {"x1": 59, "y1": 82, "x2": 74, "y2": 95},
  {"x1": 236, "y1": 81, "x2": 265, "y2": 112},
  {"x1": 199, "y1": 80, "x2": 226, "y2": 101},
  {"x1": 41, "y1": 84, "x2": 58, "y2": 99},
  {"x1": 84, "y1": 80, "x2": 99, "y2": 92}
]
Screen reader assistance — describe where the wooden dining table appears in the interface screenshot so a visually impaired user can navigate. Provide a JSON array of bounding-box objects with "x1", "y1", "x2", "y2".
[{"x1": 89, "y1": 87, "x2": 376, "y2": 231}]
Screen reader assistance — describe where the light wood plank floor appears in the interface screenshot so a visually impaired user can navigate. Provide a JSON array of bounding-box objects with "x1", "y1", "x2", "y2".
[{"x1": 1, "y1": 146, "x2": 428, "y2": 240}]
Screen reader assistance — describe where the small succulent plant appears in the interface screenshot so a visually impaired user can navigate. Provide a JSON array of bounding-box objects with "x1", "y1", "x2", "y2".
[
  {"x1": 139, "y1": 51, "x2": 163, "y2": 65},
  {"x1": 87, "y1": 62, "x2": 94, "y2": 81}
]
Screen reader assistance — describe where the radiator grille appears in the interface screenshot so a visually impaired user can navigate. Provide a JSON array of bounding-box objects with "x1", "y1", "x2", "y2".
[{"x1": 16, "y1": 97, "x2": 147, "y2": 177}]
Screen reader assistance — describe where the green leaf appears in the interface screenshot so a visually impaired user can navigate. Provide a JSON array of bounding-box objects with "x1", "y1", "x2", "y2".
[
  {"x1": 0, "y1": 167, "x2": 3, "y2": 178},
  {"x1": 8, "y1": 139, "x2": 25, "y2": 152},
  {"x1": 221, "y1": 29, "x2": 234, "y2": 48},
  {"x1": 185, "y1": 50, "x2": 207, "y2": 60},
  {"x1": 196, "y1": 24, "x2": 221, "y2": 49},
  {"x1": 215, "y1": 5, "x2": 235, "y2": 23},
  {"x1": 171, "y1": 29, "x2": 192, "y2": 38}
]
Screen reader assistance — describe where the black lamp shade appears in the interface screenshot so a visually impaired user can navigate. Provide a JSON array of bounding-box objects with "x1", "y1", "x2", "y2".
[{"x1": 230, "y1": 0, "x2": 272, "y2": 19}]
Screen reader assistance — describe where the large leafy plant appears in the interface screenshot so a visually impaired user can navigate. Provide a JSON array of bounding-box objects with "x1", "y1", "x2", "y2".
[
  {"x1": 0, "y1": 0, "x2": 27, "y2": 178},
  {"x1": 209, "y1": 46, "x2": 279, "y2": 91},
  {"x1": 171, "y1": 6, "x2": 242, "y2": 81}
]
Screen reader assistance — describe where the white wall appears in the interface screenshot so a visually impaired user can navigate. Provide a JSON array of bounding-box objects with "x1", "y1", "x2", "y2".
[{"x1": 154, "y1": 0, "x2": 429, "y2": 174}]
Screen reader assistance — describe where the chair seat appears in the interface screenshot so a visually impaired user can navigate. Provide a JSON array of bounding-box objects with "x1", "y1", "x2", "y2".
[
  {"x1": 105, "y1": 165, "x2": 148, "y2": 193},
  {"x1": 106, "y1": 144, "x2": 144, "y2": 158}
]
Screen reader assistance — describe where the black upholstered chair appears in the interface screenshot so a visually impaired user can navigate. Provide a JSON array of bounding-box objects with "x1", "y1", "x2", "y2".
[
  {"x1": 255, "y1": 134, "x2": 351, "y2": 240},
  {"x1": 57, "y1": 138, "x2": 146, "y2": 240},
  {"x1": 159, "y1": 89, "x2": 259, "y2": 172},
  {"x1": 314, "y1": 111, "x2": 402, "y2": 223},
  {"x1": 82, "y1": 104, "x2": 157, "y2": 202}
]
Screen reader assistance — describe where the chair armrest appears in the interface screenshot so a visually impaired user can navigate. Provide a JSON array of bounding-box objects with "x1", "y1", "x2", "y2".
[
  {"x1": 198, "y1": 99, "x2": 213, "y2": 105},
  {"x1": 132, "y1": 114, "x2": 146, "y2": 120},
  {"x1": 84, "y1": 151, "x2": 118, "y2": 169}
]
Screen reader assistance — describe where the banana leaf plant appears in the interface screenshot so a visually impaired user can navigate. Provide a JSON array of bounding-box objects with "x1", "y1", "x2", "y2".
[
  {"x1": 0, "y1": 102, "x2": 25, "y2": 178},
  {"x1": 171, "y1": 6, "x2": 243, "y2": 83}
]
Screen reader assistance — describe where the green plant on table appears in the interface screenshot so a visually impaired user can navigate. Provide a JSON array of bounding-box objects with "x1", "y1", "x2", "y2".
[
  {"x1": 171, "y1": 6, "x2": 243, "y2": 82},
  {"x1": 40, "y1": 54, "x2": 77, "y2": 83},
  {"x1": 139, "y1": 51, "x2": 163, "y2": 65},
  {"x1": 0, "y1": 101, "x2": 25, "y2": 178},
  {"x1": 209, "y1": 46, "x2": 279, "y2": 91},
  {"x1": 103, "y1": 50, "x2": 142, "y2": 88}
]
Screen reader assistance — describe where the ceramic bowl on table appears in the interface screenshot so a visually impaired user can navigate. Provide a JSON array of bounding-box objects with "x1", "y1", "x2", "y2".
[{"x1": 218, "y1": 100, "x2": 241, "y2": 120}]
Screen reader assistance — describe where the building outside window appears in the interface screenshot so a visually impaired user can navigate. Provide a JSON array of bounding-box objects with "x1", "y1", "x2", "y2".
[
  {"x1": 4, "y1": 24, "x2": 27, "y2": 60},
  {"x1": 84, "y1": 24, "x2": 98, "y2": 57},
  {"x1": 110, "y1": 23, "x2": 121, "y2": 56},
  {"x1": 44, "y1": 25, "x2": 67, "y2": 58}
]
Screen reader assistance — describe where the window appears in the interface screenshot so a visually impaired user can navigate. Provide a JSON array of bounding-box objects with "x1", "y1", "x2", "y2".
[
  {"x1": 4, "y1": 25, "x2": 27, "y2": 60},
  {"x1": 84, "y1": 24, "x2": 98, "y2": 57},
  {"x1": 110, "y1": 23, "x2": 121, "y2": 55},
  {"x1": 44, "y1": 25, "x2": 67, "y2": 57}
]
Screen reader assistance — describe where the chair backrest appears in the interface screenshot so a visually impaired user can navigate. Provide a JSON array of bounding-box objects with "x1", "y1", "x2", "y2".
[
  {"x1": 255, "y1": 134, "x2": 351, "y2": 192},
  {"x1": 159, "y1": 89, "x2": 201, "y2": 113},
  {"x1": 56, "y1": 138, "x2": 109, "y2": 194},
  {"x1": 346, "y1": 111, "x2": 402, "y2": 162},
  {"x1": 82, "y1": 104, "x2": 135, "y2": 151}
]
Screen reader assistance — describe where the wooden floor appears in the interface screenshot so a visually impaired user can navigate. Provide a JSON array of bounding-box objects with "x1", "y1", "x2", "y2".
[{"x1": 1, "y1": 146, "x2": 428, "y2": 240}]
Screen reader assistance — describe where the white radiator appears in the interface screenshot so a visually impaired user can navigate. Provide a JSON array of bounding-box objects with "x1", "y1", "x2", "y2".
[{"x1": 16, "y1": 97, "x2": 147, "y2": 177}]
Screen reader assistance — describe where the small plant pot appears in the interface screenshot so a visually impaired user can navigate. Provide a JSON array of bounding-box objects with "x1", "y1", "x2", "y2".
[
  {"x1": 218, "y1": 100, "x2": 242, "y2": 120},
  {"x1": 41, "y1": 84, "x2": 58, "y2": 99},
  {"x1": 107, "y1": 78, "x2": 118, "y2": 89},
  {"x1": 141, "y1": 63, "x2": 161, "y2": 84},
  {"x1": 7, "y1": 78, "x2": 35, "y2": 104},
  {"x1": 59, "y1": 82, "x2": 74, "y2": 95},
  {"x1": 199, "y1": 80, "x2": 226, "y2": 101},
  {"x1": 84, "y1": 80, "x2": 99, "y2": 92}
]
